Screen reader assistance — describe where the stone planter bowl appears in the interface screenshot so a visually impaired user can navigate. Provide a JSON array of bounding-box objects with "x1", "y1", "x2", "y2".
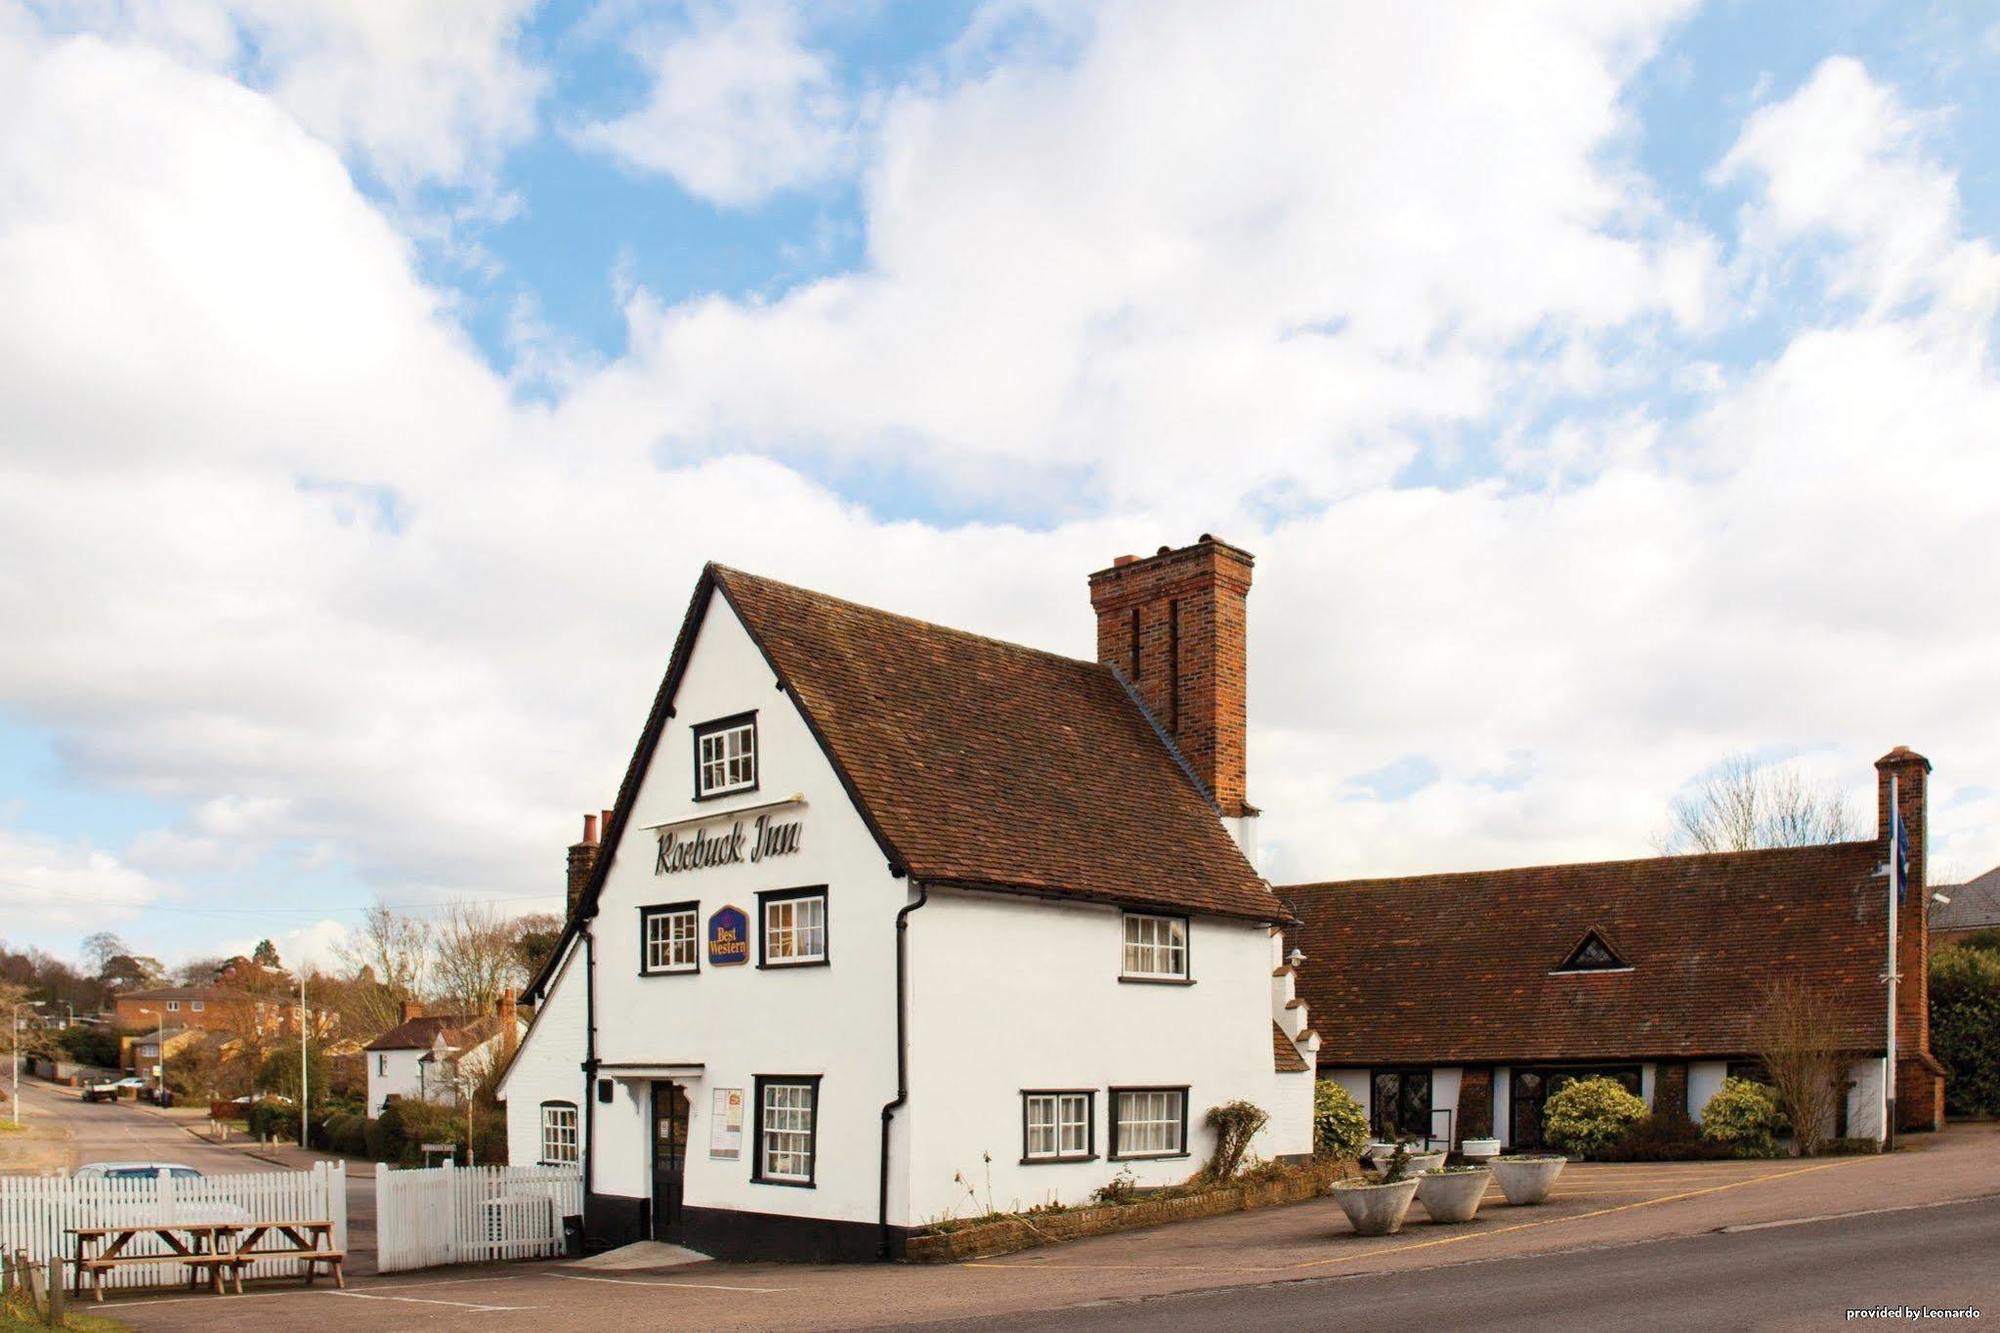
[
  {"x1": 1490, "y1": 1155, "x2": 1566, "y2": 1206},
  {"x1": 1416, "y1": 1168, "x2": 1491, "y2": 1224},
  {"x1": 1459, "y1": 1137, "x2": 1502, "y2": 1163},
  {"x1": 1328, "y1": 1176, "x2": 1421, "y2": 1236},
  {"x1": 1405, "y1": 1151, "x2": 1447, "y2": 1175}
]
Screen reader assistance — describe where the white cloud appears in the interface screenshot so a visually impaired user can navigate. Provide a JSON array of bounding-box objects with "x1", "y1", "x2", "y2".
[
  {"x1": 0, "y1": 829, "x2": 168, "y2": 934},
  {"x1": 0, "y1": 8, "x2": 1997, "y2": 972},
  {"x1": 576, "y1": 2, "x2": 853, "y2": 206}
]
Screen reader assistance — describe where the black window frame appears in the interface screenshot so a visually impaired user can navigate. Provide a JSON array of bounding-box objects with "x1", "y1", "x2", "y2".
[
  {"x1": 691, "y1": 711, "x2": 759, "y2": 801},
  {"x1": 1107, "y1": 1084, "x2": 1191, "y2": 1161},
  {"x1": 1118, "y1": 910, "x2": 1194, "y2": 985},
  {"x1": 1370, "y1": 1067, "x2": 1434, "y2": 1142},
  {"x1": 1020, "y1": 1089, "x2": 1097, "y2": 1165},
  {"x1": 638, "y1": 899, "x2": 703, "y2": 976},
  {"x1": 757, "y1": 885, "x2": 830, "y2": 969},
  {"x1": 1552, "y1": 929, "x2": 1631, "y2": 974},
  {"x1": 751, "y1": 1073, "x2": 822, "y2": 1188},
  {"x1": 539, "y1": 1099, "x2": 580, "y2": 1166}
]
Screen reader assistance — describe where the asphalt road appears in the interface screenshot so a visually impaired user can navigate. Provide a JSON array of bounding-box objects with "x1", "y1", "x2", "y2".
[
  {"x1": 957, "y1": 1193, "x2": 2000, "y2": 1331},
  {"x1": 12, "y1": 1078, "x2": 253, "y2": 1174}
]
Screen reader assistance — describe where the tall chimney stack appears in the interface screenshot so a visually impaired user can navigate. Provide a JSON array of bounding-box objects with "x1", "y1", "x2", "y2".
[
  {"x1": 567, "y1": 812, "x2": 601, "y2": 921},
  {"x1": 1088, "y1": 535, "x2": 1255, "y2": 820},
  {"x1": 1875, "y1": 745, "x2": 1940, "y2": 1132}
]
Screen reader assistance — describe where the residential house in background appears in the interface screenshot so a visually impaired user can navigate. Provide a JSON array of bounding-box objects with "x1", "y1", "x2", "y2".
[
  {"x1": 1284, "y1": 748, "x2": 1946, "y2": 1150},
  {"x1": 366, "y1": 996, "x2": 523, "y2": 1116},
  {"x1": 113, "y1": 987, "x2": 228, "y2": 1033},
  {"x1": 1930, "y1": 865, "x2": 2000, "y2": 947}
]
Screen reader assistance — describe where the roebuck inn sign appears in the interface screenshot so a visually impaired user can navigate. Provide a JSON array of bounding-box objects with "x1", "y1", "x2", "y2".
[{"x1": 655, "y1": 812, "x2": 803, "y2": 875}]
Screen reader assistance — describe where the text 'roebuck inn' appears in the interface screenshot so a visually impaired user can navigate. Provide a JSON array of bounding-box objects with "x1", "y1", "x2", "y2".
[{"x1": 499, "y1": 537, "x2": 1943, "y2": 1260}]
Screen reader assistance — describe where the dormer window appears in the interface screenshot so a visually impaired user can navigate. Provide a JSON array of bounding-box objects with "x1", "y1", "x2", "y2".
[
  {"x1": 694, "y1": 712, "x2": 757, "y2": 799},
  {"x1": 1554, "y1": 930, "x2": 1629, "y2": 973}
]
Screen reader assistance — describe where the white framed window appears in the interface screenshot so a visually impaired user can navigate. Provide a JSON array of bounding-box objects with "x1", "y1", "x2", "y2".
[
  {"x1": 754, "y1": 1076, "x2": 819, "y2": 1185},
  {"x1": 540, "y1": 1102, "x2": 579, "y2": 1165},
  {"x1": 693, "y1": 713, "x2": 758, "y2": 798},
  {"x1": 759, "y1": 888, "x2": 828, "y2": 967},
  {"x1": 1120, "y1": 912, "x2": 1189, "y2": 980},
  {"x1": 376, "y1": 1052, "x2": 387, "y2": 1076},
  {"x1": 642, "y1": 901, "x2": 700, "y2": 974},
  {"x1": 165, "y1": 1000, "x2": 181, "y2": 1012},
  {"x1": 1111, "y1": 1087, "x2": 1187, "y2": 1159},
  {"x1": 1023, "y1": 1091, "x2": 1094, "y2": 1162},
  {"x1": 189, "y1": 1001, "x2": 204, "y2": 1012}
]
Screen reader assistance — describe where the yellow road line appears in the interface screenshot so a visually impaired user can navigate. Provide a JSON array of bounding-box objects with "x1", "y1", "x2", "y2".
[{"x1": 959, "y1": 1158, "x2": 1856, "y2": 1276}]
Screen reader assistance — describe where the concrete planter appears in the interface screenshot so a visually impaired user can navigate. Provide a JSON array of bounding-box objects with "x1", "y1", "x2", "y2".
[
  {"x1": 1329, "y1": 1176, "x2": 1421, "y2": 1236},
  {"x1": 1490, "y1": 1155, "x2": 1566, "y2": 1205},
  {"x1": 1405, "y1": 1151, "x2": 1446, "y2": 1175},
  {"x1": 1360, "y1": 1146, "x2": 1445, "y2": 1178},
  {"x1": 1416, "y1": 1168, "x2": 1491, "y2": 1223},
  {"x1": 1460, "y1": 1137, "x2": 1502, "y2": 1163}
]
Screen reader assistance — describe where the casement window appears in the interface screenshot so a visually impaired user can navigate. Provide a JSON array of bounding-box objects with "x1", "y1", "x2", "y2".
[
  {"x1": 641, "y1": 901, "x2": 701, "y2": 975},
  {"x1": 759, "y1": 887, "x2": 828, "y2": 967},
  {"x1": 1022, "y1": 1091, "x2": 1094, "y2": 1163},
  {"x1": 1119, "y1": 912, "x2": 1189, "y2": 981},
  {"x1": 693, "y1": 712, "x2": 758, "y2": 799},
  {"x1": 190, "y1": 1001, "x2": 204, "y2": 1012},
  {"x1": 1109, "y1": 1086, "x2": 1188, "y2": 1159},
  {"x1": 540, "y1": 1102, "x2": 579, "y2": 1165},
  {"x1": 752, "y1": 1075, "x2": 820, "y2": 1186},
  {"x1": 165, "y1": 1001, "x2": 180, "y2": 1012},
  {"x1": 376, "y1": 1053, "x2": 387, "y2": 1076}
]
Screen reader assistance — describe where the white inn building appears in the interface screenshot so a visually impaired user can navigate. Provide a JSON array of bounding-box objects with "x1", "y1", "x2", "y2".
[{"x1": 499, "y1": 538, "x2": 1319, "y2": 1260}]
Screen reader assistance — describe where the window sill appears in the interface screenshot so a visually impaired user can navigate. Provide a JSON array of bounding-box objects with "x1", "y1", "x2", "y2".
[
  {"x1": 693, "y1": 783, "x2": 760, "y2": 803},
  {"x1": 757, "y1": 958, "x2": 830, "y2": 970},
  {"x1": 638, "y1": 967, "x2": 700, "y2": 978},
  {"x1": 751, "y1": 1176, "x2": 816, "y2": 1189},
  {"x1": 1117, "y1": 975, "x2": 1195, "y2": 986},
  {"x1": 1108, "y1": 1151, "x2": 1191, "y2": 1162},
  {"x1": 1020, "y1": 1154, "x2": 1098, "y2": 1166}
]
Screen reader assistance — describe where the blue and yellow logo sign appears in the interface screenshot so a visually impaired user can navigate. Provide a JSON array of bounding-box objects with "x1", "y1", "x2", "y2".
[{"x1": 707, "y1": 906, "x2": 750, "y2": 966}]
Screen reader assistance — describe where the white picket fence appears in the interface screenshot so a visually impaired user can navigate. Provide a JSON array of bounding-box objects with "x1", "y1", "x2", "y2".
[
  {"x1": 374, "y1": 1164, "x2": 581, "y2": 1273},
  {"x1": 0, "y1": 1162, "x2": 347, "y2": 1293}
]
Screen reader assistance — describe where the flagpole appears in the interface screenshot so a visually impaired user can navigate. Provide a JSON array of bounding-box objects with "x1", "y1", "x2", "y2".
[{"x1": 1885, "y1": 774, "x2": 1899, "y2": 1152}]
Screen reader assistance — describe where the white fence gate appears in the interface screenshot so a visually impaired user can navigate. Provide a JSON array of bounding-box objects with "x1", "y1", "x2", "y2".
[
  {"x1": 0, "y1": 1162, "x2": 347, "y2": 1293},
  {"x1": 374, "y1": 1164, "x2": 581, "y2": 1273}
]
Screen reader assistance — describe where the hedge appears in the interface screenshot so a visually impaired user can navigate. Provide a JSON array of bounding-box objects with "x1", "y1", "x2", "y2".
[
  {"x1": 1312, "y1": 1080, "x2": 1368, "y2": 1160},
  {"x1": 1699, "y1": 1078, "x2": 1782, "y2": 1156},
  {"x1": 1543, "y1": 1077, "x2": 1648, "y2": 1158},
  {"x1": 1932, "y1": 944, "x2": 2000, "y2": 1117}
]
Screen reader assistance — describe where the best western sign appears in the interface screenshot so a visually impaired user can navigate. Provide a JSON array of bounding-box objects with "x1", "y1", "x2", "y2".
[{"x1": 655, "y1": 812, "x2": 802, "y2": 875}]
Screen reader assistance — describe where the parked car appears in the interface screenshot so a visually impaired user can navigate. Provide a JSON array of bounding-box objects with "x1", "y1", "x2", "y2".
[
  {"x1": 80, "y1": 1077, "x2": 149, "y2": 1103},
  {"x1": 73, "y1": 1161, "x2": 206, "y2": 1181},
  {"x1": 71, "y1": 1163, "x2": 253, "y2": 1225}
]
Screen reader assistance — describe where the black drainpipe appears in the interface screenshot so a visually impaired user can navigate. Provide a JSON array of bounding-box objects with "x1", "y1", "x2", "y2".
[
  {"x1": 581, "y1": 920, "x2": 599, "y2": 1213},
  {"x1": 878, "y1": 876, "x2": 928, "y2": 1260}
]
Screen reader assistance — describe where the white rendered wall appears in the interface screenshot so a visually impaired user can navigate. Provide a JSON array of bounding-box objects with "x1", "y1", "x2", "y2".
[
  {"x1": 500, "y1": 938, "x2": 587, "y2": 1167},
  {"x1": 1640, "y1": 1062, "x2": 1657, "y2": 1107},
  {"x1": 1492, "y1": 1067, "x2": 1511, "y2": 1146},
  {"x1": 1430, "y1": 1067, "x2": 1462, "y2": 1145},
  {"x1": 584, "y1": 596, "x2": 905, "y2": 1228},
  {"x1": 1846, "y1": 1058, "x2": 1887, "y2": 1143},
  {"x1": 1687, "y1": 1061, "x2": 1729, "y2": 1123},
  {"x1": 367, "y1": 1048, "x2": 425, "y2": 1117},
  {"x1": 903, "y1": 889, "x2": 1301, "y2": 1226}
]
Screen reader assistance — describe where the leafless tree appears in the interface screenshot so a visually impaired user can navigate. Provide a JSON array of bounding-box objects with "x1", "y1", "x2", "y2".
[
  {"x1": 1660, "y1": 754, "x2": 1857, "y2": 854},
  {"x1": 334, "y1": 902, "x2": 432, "y2": 1016},
  {"x1": 432, "y1": 900, "x2": 519, "y2": 1020},
  {"x1": 1751, "y1": 976, "x2": 1849, "y2": 1156}
]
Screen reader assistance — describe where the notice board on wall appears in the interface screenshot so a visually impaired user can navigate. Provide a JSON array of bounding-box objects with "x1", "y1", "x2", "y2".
[{"x1": 710, "y1": 1087, "x2": 744, "y2": 1159}]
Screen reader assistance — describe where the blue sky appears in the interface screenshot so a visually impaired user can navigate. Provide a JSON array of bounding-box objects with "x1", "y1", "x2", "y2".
[{"x1": 2, "y1": 0, "x2": 1998, "y2": 970}]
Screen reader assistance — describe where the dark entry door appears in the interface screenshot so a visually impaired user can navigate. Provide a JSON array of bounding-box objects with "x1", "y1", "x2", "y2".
[
  {"x1": 651, "y1": 1081, "x2": 691, "y2": 1242},
  {"x1": 1511, "y1": 1070, "x2": 1547, "y2": 1150}
]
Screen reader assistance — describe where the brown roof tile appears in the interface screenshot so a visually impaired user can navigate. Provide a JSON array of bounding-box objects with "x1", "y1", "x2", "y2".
[
  {"x1": 713, "y1": 566, "x2": 1283, "y2": 923},
  {"x1": 365, "y1": 1014, "x2": 478, "y2": 1052},
  {"x1": 1282, "y1": 840, "x2": 1893, "y2": 1065},
  {"x1": 1273, "y1": 1021, "x2": 1310, "y2": 1073}
]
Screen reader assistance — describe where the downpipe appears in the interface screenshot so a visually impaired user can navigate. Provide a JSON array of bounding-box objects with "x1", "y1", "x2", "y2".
[{"x1": 878, "y1": 878, "x2": 928, "y2": 1260}]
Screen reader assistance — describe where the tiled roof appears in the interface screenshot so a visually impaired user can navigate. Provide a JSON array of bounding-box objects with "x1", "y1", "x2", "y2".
[
  {"x1": 116, "y1": 987, "x2": 222, "y2": 1003},
  {"x1": 1931, "y1": 865, "x2": 2000, "y2": 933},
  {"x1": 1283, "y1": 840, "x2": 1895, "y2": 1065},
  {"x1": 364, "y1": 1014, "x2": 477, "y2": 1052},
  {"x1": 1273, "y1": 1022, "x2": 1310, "y2": 1073},
  {"x1": 711, "y1": 566, "x2": 1284, "y2": 922}
]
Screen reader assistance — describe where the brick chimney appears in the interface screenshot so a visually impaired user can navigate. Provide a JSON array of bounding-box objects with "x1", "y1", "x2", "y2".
[
  {"x1": 1876, "y1": 745, "x2": 1941, "y2": 1132},
  {"x1": 1088, "y1": 536, "x2": 1255, "y2": 819},
  {"x1": 567, "y1": 812, "x2": 601, "y2": 920},
  {"x1": 399, "y1": 999, "x2": 424, "y2": 1023},
  {"x1": 497, "y1": 988, "x2": 519, "y2": 1052}
]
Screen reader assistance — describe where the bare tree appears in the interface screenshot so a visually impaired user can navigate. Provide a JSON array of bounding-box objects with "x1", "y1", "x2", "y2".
[
  {"x1": 1660, "y1": 755, "x2": 1857, "y2": 854},
  {"x1": 1751, "y1": 976, "x2": 1849, "y2": 1156},
  {"x1": 432, "y1": 900, "x2": 520, "y2": 1020},
  {"x1": 335, "y1": 903, "x2": 431, "y2": 1006},
  {"x1": 80, "y1": 932, "x2": 128, "y2": 977}
]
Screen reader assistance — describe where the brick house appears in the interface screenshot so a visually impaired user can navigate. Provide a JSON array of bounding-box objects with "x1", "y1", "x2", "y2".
[{"x1": 1284, "y1": 747, "x2": 1947, "y2": 1149}]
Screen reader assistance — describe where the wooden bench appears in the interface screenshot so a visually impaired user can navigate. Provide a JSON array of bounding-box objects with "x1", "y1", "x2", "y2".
[
  {"x1": 71, "y1": 1223, "x2": 241, "y2": 1301},
  {"x1": 216, "y1": 1221, "x2": 344, "y2": 1295}
]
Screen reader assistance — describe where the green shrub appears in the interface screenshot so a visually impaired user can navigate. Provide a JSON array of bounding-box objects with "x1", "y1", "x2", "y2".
[
  {"x1": 1312, "y1": 1080, "x2": 1368, "y2": 1160},
  {"x1": 1601, "y1": 1113, "x2": 1735, "y2": 1161},
  {"x1": 1699, "y1": 1078, "x2": 1783, "y2": 1156},
  {"x1": 364, "y1": 1115, "x2": 391, "y2": 1161},
  {"x1": 244, "y1": 1098, "x2": 297, "y2": 1143},
  {"x1": 1932, "y1": 946, "x2": 2000, "y2": 1117},
  {"x1": 1542, "y1": 1077, "x2": 1648, "y2": 1158}
]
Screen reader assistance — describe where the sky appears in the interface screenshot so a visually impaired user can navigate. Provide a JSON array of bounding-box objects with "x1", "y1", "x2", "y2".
[{"x1": 2, "y1": 0, "x2": 1997, "y2": 972}]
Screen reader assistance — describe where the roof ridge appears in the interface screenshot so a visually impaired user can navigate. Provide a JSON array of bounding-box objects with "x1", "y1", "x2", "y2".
[
  {"x1": 1282, "y1": 837, "x2": 1883, "y2": 893},
  {"x1": 710, "y1": 563, "x2": 1104, "y2": 676}
]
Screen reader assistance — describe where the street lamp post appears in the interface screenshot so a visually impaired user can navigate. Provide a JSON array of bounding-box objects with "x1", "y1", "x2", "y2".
[
  {"x1": 10, "y1": 999, "x2": 45, "y2": 1125},
  {"x1": 298, "y1": 973, "x2": 309, "y2": 1149},
  {"x1": 135, "y1": 1006, "x2": 166, "y2": 1105}
]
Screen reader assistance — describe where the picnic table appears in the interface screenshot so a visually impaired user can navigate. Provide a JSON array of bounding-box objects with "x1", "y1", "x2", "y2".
[{"x1": 68, "y1": 1219, "x2": 344, "y2": 1301}]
